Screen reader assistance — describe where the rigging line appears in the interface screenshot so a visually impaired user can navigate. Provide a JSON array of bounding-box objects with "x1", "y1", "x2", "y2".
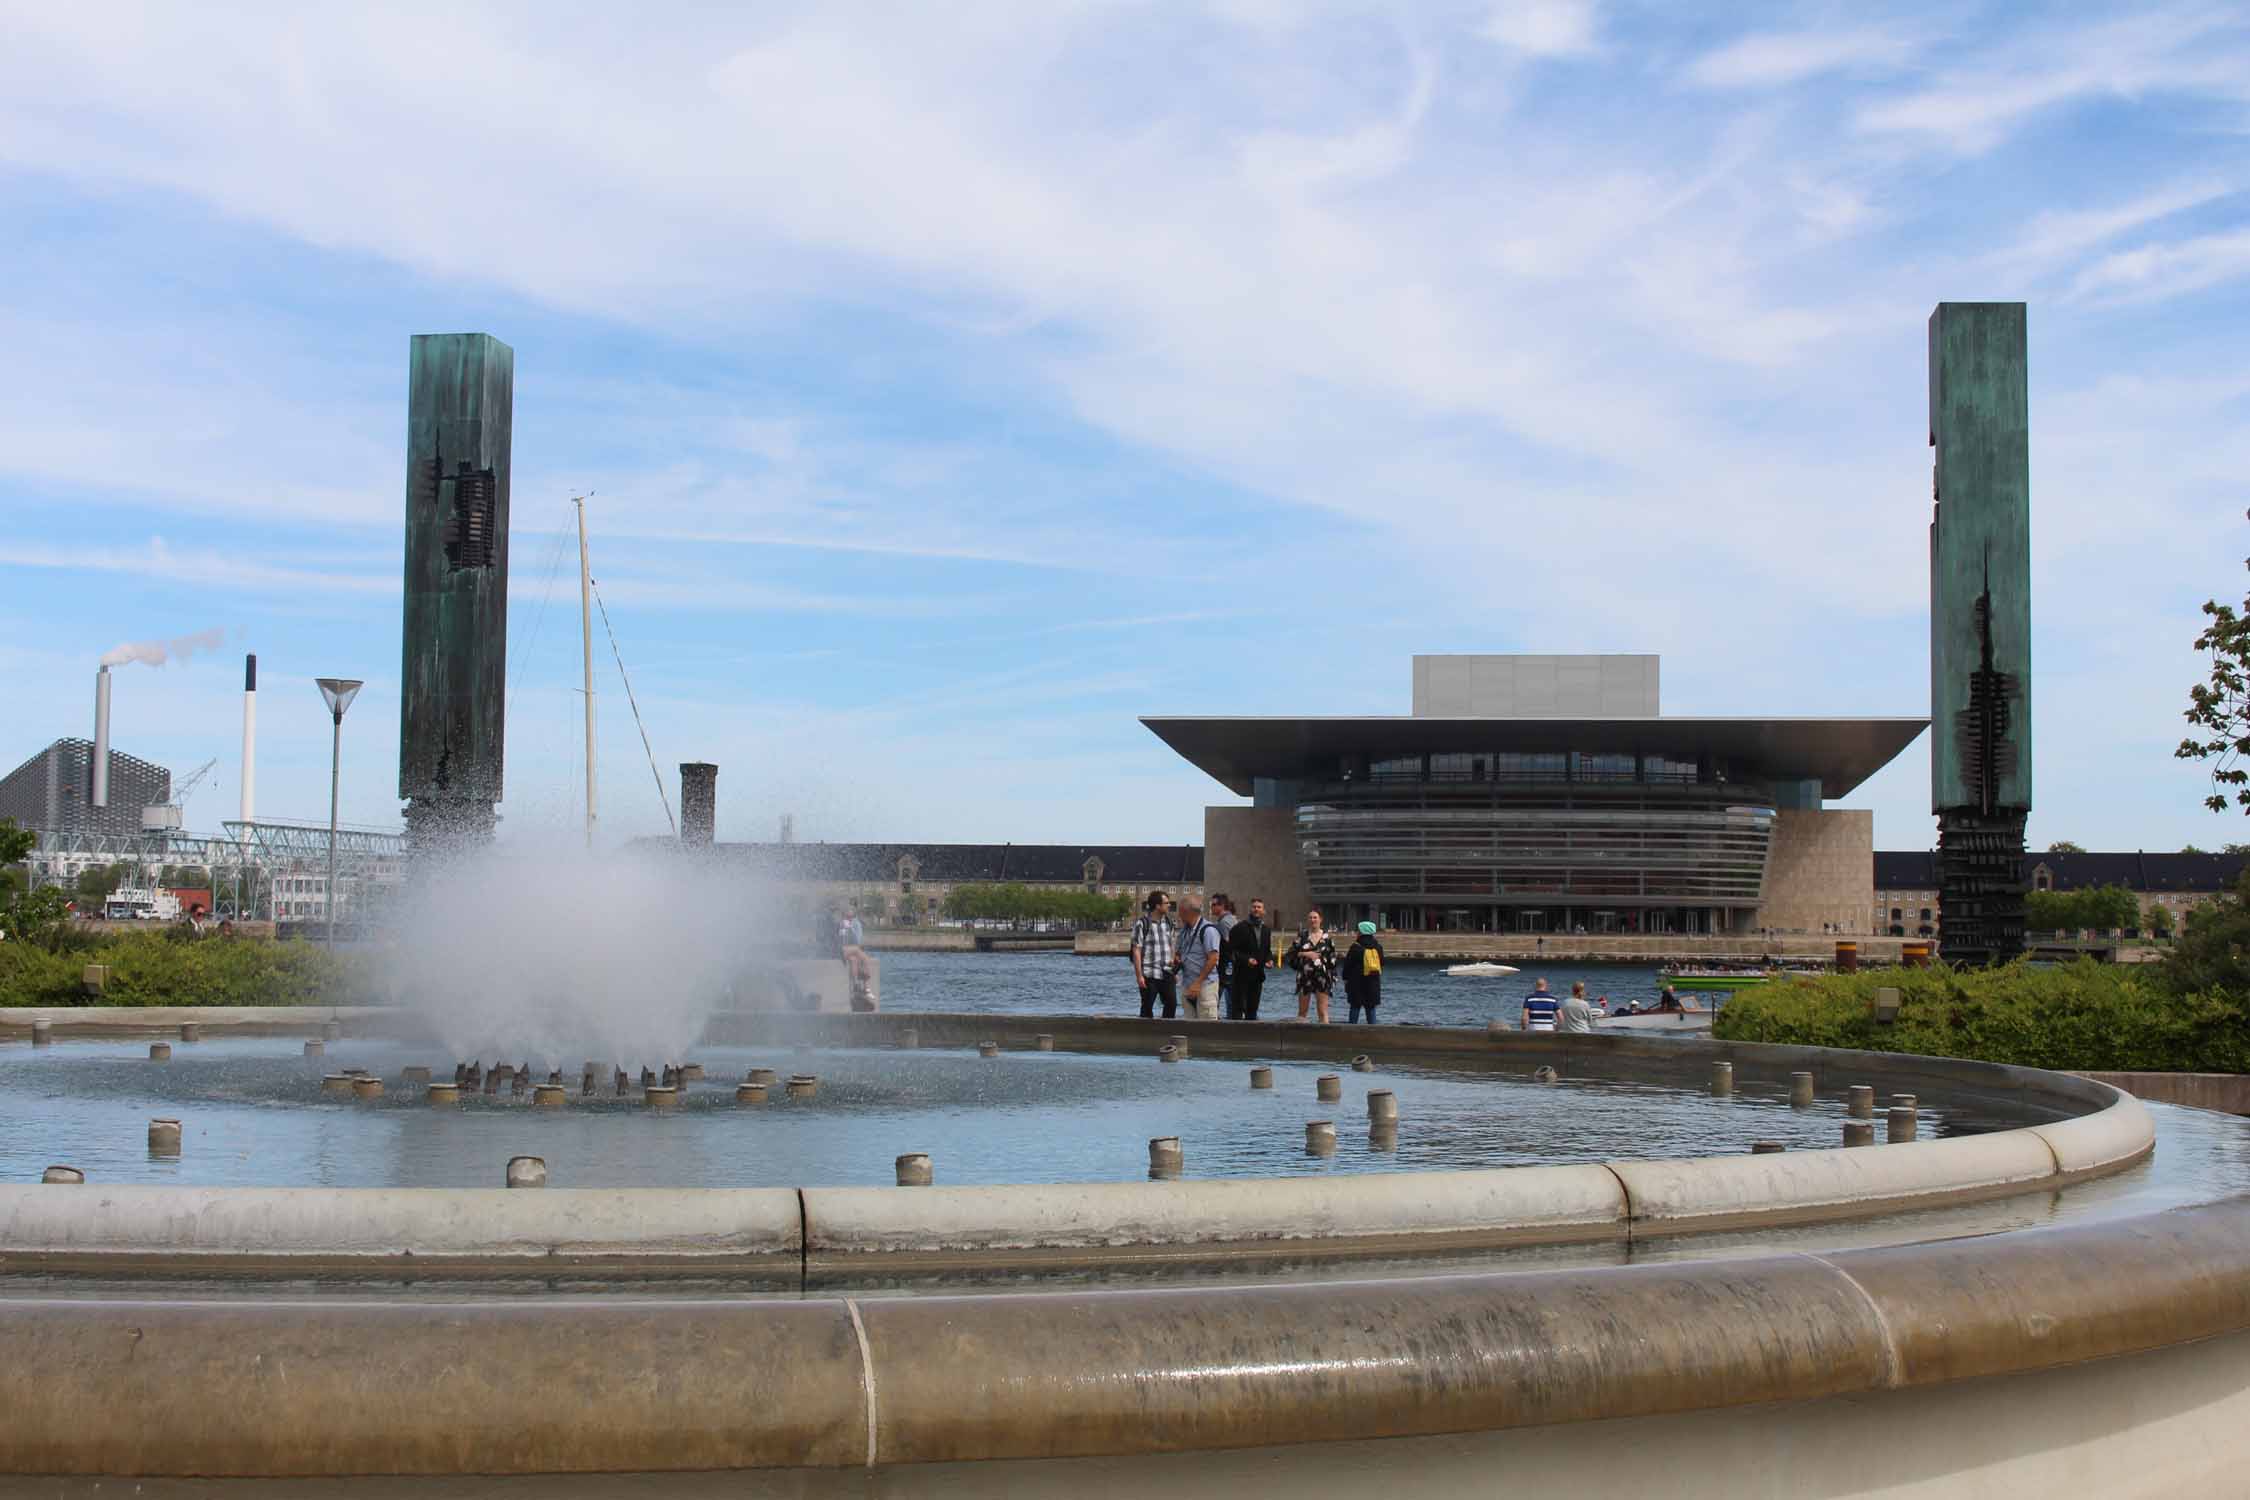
[
  {"x1": 589, "y1": 577, "x2": 677, "y2": 837},
  {"x1": 505, "y1": 511, "x2": 574, "y2": 715}
]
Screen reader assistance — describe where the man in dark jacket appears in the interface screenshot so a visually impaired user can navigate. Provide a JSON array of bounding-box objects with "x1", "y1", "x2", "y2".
[
  {"x1": 1342, "y1": 920, "x2": 1383, "y2": 1024},
  {"x1": 1227, "y1": 898, "x2": 1274, "y2": 1020}
]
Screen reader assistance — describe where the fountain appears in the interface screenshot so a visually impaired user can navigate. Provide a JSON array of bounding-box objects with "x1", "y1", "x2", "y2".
[{"x1": 2, "y1": 313, "x2": 2245, "y2": 1494}]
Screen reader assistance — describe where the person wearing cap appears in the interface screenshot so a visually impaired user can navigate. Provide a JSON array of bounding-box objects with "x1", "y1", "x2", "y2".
[{"x1": 1341, "y1": 921, "x2": 1384, "y2": 1025}]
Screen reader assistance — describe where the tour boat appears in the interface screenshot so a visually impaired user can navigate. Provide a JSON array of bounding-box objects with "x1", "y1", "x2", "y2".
[{"x1": 1444, "y1": 961, "x2": 1522, "y2": 978}]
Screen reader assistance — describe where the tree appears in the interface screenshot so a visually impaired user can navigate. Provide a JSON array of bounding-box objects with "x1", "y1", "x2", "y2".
[
  {"x1": 2026, "y1": 883, "x2": 2140, "y2": 934},
  {"x1": 2224, "y1": 843, "x2": 2250, "y2": 856},
  {"x1": 2046, "y1": 840, "x2": 2085, "y2": 853},
  {"x1": 2164, "y1": 872, "x2": 2250, "y2": 994},
  {"x1": 75, "y1": 863, "x2": 129, "y2": 907},
  {"x1": 0, "y1": 818, "x2": 33, "y2": 905},
  {"x1": 2146, "y1": 903, "x2": 2176, "y2": 940},
  {"x1": 2181, "y1": 519, "x2": 2250, "y2": 813},
  {"x1": 2184, "y1": 844, "x2": 2209, "y2": 855}
]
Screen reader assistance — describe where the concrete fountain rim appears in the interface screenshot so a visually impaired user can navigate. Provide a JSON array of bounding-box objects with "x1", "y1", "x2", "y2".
[{"x1": 0, "y1": 1007, "x2": 2154, "y2": 1277}]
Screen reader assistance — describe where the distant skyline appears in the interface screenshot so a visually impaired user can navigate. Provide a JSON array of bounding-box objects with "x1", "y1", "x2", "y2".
[{"x1": 3, "y1": 3, "x2": 2247, "y2": 853}]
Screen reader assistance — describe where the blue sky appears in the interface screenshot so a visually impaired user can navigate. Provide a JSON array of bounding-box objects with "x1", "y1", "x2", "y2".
[{"x1": 3, "y1": 1, "x2": 2247, "y2": 852}]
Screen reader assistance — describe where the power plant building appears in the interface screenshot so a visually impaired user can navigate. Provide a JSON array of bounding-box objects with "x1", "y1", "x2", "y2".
[
  {"x1": 1145, "y1": 655, "x2": 1926, "y2": 936},
  {"x1": 0, "y1": 738, "x2": 171, "y2": 840}
]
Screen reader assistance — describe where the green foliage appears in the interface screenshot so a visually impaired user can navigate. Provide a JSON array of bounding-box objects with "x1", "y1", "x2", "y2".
[
  {"x1": 943, "y1": 882, "x2": 1133, "y2": 925},
  {"x1": 2045, "y1": 839, "x2": 2085, "y2": 853},
  {"x1": 2161, "y1": 872, "x2": 2250, "y2": 996},
  {"x1": 0, "y1": 817, "x2": 32, "y2": 868},
  {"x1": 0, "y1": 886, "x2": 75, "y2": 949},
  {"x1": 74, "y1": 863, "x2": 129, "y2": 906},
  {"x1": 2182, "y1": 557, "x2": 2250, "y2": 813},
  {"x1": 1715, "y1": 959, "x2": 2250, "y2": 1074},
  {"x1": 2024, "y1": 883, "x2": 2141, "y2": 933},
  {"x1": 2146, "y1": 904, "x2": 2176, "y2": 939},
  {"x1": 0, "y1": 930, "x2": 369, "y2": 1008}
]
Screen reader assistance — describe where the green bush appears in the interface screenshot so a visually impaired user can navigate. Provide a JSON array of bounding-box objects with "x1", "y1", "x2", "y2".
[
  {"x1": 942, "y1": 882, "x2": 1133, "y2": 925},
  {"x1": 1713, "y1": 958, "x2": 2250, "y2": 1074},
  {"x1": 0, "y1": 932, "x2": 370, "y2": 1008}
]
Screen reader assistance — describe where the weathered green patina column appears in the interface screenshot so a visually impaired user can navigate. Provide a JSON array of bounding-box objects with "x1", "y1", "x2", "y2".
[
  {"x1": 1928, "y1": 303, "x2": 2029, "y2": 964},
  {"x1": 398, "y1": 334, "x2": 513, "y2": 854}
]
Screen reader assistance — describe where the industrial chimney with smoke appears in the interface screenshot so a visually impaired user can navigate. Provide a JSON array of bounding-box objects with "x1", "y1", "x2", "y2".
[
  {"x1": 90, "y1": 666, "x2": 111, "y2": 808},
  {"x1": 679, "y1": 763, "x2": 717, "y2": 847}
]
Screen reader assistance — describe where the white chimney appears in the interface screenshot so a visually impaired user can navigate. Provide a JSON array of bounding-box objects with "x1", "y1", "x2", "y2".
[
  {"x1": 240, "y1": 653, "x2": 257, "y2": 825},
  {"x1": 91, "y1": 666, "x2": 112, "y2": 808}
]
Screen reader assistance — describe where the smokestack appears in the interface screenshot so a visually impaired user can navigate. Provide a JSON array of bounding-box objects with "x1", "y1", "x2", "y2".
[
  {"x1": 240, "y1": 654, "x2": 257, "y2": 825},
  {"x1": 679, "y1": 763, "x2": 717, "y2": 847},
  {"x1": 91, "y1": 667, "x2": 112, "y2": 808}
]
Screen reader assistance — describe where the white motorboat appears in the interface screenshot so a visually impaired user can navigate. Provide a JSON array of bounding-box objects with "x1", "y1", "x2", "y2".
[
  {"x1": 1600, "y1": 1007, "x2": 1713, "y2": 1035},
  {"x1": 1444, "y1": 962, "x2": 1521, "y2": 978}
]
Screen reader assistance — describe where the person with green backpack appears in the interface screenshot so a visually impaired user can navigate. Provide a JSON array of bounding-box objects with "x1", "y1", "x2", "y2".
[{"x1": 1342, "y1": 920, "x2": 1384, "y2": 1024}]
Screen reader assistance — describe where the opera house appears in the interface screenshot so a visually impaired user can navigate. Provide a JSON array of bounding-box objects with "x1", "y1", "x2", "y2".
[{"x1": 1143, "y1": 655, "x2": 1926, "y2": 937}]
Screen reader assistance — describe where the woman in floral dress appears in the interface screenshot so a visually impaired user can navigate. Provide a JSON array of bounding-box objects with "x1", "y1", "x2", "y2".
[{"x1": 1287, "y1": 909, "x2": 1337, "y2": 1024}]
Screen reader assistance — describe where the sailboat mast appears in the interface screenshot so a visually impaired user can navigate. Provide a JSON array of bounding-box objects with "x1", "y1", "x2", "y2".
[{"x1": 575, "y1": 496, "x2": 597, "y2": 849}]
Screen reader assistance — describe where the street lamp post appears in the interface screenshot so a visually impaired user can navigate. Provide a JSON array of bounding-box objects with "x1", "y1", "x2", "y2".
[{"x1": 314, "y1": 678, "x2": 363, "y2": 951}]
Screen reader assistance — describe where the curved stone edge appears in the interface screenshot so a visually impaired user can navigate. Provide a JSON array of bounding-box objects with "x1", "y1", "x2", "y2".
[
  {"x1": 0, "y1": 1006, "x2": 401, "y2": 1039},
  {"x1": 3, "y1": 1195, "x2": 2247, "y2": 1476},
  {"x1": 1606, "y1": 1130, "x2": 2062, "y2": 1232},
  {"x1": 2030, "y1": 1085, "x2": 2158, "y2": 1175},
  {"x1": 802, "y1": 1165, "x2": 1630, "y2": 1267},
  {"x1": 0, "y1": 1186, "x2": 802, "y2": 1266}
]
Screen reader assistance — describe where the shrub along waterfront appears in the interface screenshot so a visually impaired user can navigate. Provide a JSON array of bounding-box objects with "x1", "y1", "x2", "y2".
[
  {"x1": 941, "y1": 882, "x2": 1133, "y2": 926},
  {"x1": 1718, "y1": 878, "x2": 2250, "y2": 1072},
  {"x1": 0, "y1": 930, "x2": 368, "y2": 1009},
  {"x1": 1714, "y1": 961, "x2": 2250, "y2": 1074}
]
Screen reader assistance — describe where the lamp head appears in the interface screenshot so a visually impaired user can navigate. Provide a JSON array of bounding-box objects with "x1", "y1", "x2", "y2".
[{"x1": 315, "y1": 678, "x2": 363, "y2": 722}]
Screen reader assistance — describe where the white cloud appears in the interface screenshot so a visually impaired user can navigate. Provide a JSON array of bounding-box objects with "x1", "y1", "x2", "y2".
[
  {"x1": 1479, "y1": 0, "x2": 1599, "y2": 58},
  {"x1": 2070, "y1": 225, "x2": 2250, "y2": 302},
  {"x1": 1853, "y1": 7, "x2": 2250, "y2": 153},
  {"x1": 1997, "y1": 179, "x2": 2238, "y2": 275},
  {"x1": 1686, "y1": 27, "x2": 1918, "y2": 90},
  {"x1": 0, "y1": 539, "x2": 394, "y2": 598},
  {"x1": 2, "y1": 4, "x2": 2248, "y2": 849}
]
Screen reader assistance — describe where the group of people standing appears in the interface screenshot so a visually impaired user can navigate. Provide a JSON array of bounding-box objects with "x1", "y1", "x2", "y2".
[{"x1": 1129, "y1": 892, "x2": 1386, "y2": 1025}]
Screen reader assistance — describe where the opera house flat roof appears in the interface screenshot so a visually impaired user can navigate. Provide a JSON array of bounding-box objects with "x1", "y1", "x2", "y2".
[{"x1": 1141, "y1": 716, "x2": 1930, "y2": 801}]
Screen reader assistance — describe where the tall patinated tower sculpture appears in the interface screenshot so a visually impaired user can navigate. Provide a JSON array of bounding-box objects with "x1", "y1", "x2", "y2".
[
  {"x1": 1928, "y1": 303, "x2": 2030, "y2": 964},
  {"x1": 399, "y1": 333, "x2": 513, "y2": 853}
]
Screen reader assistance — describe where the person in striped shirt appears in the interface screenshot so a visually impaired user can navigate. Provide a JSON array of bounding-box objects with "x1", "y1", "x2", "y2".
[{"x1": 1520, "y1": 979, "x2": 1561, "y2": 1032}]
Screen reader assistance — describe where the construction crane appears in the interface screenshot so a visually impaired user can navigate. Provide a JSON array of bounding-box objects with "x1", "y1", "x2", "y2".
[{"x1": 142, "y1": 759, "x2": 218, "y2": 832}]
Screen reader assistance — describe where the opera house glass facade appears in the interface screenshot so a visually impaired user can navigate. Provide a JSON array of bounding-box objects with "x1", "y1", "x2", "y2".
[{"x1": 1145, "y1": 656, "x2": 1926, "y2": 937}]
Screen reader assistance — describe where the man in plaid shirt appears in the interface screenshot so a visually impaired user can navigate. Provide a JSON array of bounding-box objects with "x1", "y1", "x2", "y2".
[{"x1": 1130, "y1": 890, "x2": 1179, "y2": 1020}]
